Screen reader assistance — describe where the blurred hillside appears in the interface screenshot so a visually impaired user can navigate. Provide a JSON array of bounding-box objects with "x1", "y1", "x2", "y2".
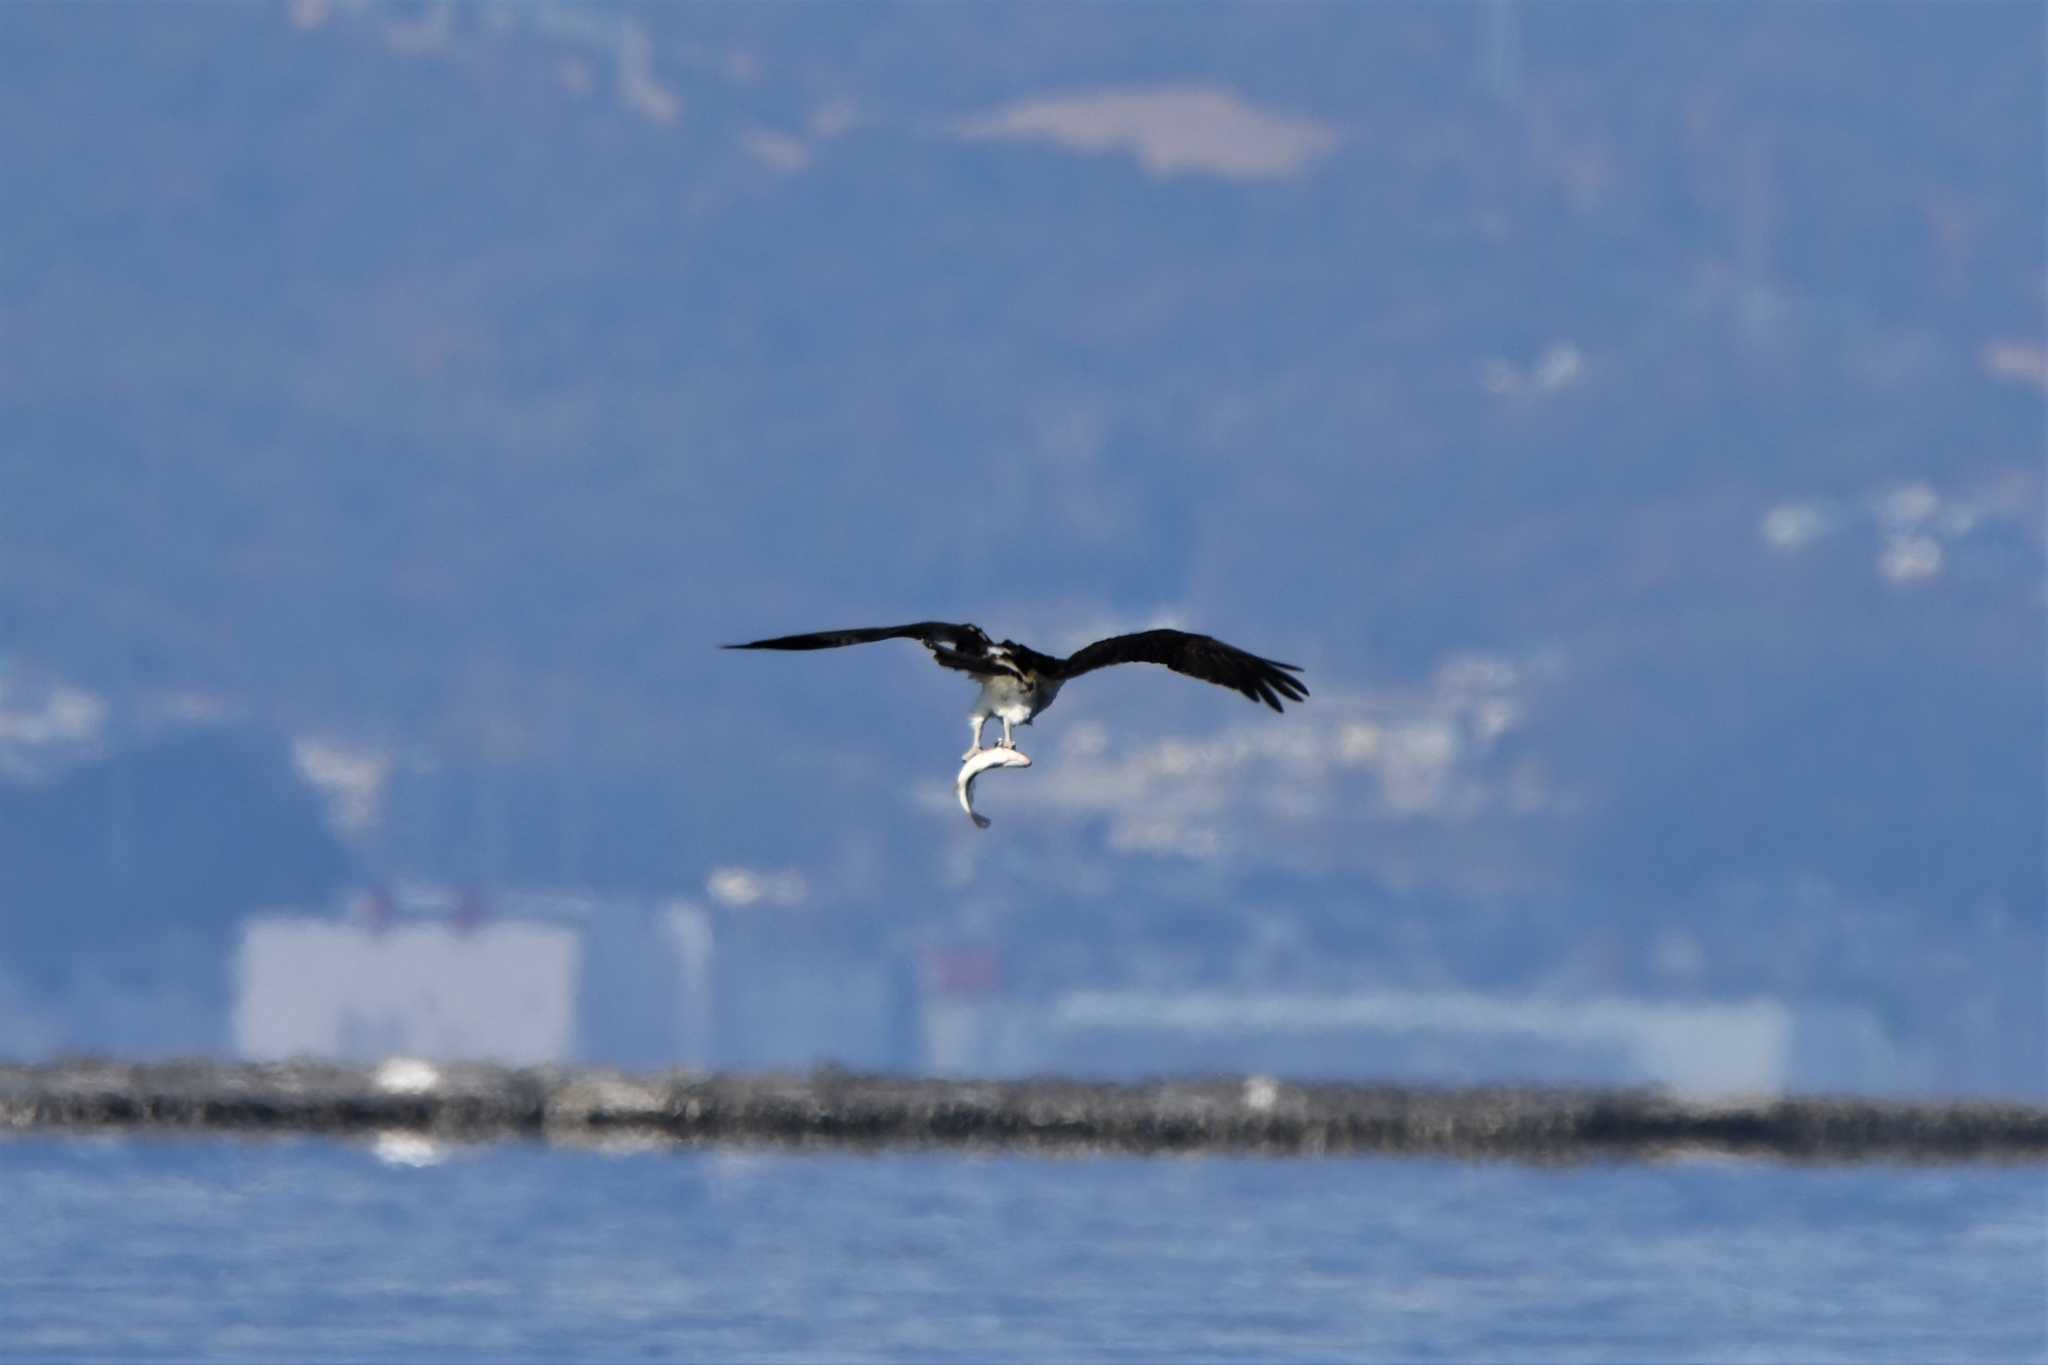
[{"x1": 0, "y1": 3, "x2": 2040, "y2": 1089}]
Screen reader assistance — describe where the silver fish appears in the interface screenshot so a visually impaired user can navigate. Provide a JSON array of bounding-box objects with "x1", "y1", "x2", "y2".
[{"x1": 955, "y1": 746, "x2": 1031, "y2": 829}]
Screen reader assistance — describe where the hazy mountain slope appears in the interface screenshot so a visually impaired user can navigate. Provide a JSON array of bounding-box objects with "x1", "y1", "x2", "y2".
[{"x1": 0, "y1": 3, "x2": 2039, "y2": 1084}]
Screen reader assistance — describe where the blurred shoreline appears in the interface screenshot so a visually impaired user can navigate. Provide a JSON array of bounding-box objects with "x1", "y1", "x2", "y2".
[{"x1": 3, "y1": 1059, "x2": 2043, "y2": 1164}]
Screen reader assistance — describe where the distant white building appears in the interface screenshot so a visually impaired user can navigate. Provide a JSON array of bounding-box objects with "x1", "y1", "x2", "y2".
[
  {"x1": 236, "y1": 917, "x2": 582, "y2": 1064},
  {"x1": 233, "y1": 891, "x2": 1913, "y2": 1094},
  {"x1": 1030, "y1": 987, "x2": 1911, "y2": 1097},
  {"x1": 233, "y1": 887, "x2": 908, "y2": 1071}
]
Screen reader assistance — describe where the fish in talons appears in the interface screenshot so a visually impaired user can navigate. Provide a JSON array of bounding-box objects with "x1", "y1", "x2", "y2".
[{"x1": 956, "y1": 745, "x2": 1031, "y2": 829}]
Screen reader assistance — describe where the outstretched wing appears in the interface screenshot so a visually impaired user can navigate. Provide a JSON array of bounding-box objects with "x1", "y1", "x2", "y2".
[
  {"x1": 722, "y1": 622, "x2": 999, "y2": 676},
  {"x1": 1056, "y1": 629, "x2": 1308, "y2": 713}
]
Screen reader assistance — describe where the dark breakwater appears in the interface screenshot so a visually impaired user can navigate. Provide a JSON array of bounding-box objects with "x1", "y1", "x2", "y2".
[{"x1": 3, "y1": 1060, "x2": 2043, "y2": 1162}]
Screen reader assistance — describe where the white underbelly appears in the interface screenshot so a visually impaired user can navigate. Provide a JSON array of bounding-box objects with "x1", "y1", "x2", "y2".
[{"x1": 977, "y1": 675, "x2": 1058, "y2": 724}]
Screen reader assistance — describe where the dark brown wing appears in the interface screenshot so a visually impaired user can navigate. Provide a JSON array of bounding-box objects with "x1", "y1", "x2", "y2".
[
  {"x1": 1054, "y1": 630, "x2": 1308, "y2": 713},
  {"x1": 722, "y1": 622, "x2": 999, "y2": 675}
]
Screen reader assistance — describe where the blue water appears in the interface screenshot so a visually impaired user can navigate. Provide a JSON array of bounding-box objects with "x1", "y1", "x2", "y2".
[{"x1": 0, "y1": 1137, "x2": 2040, "y2": 1362}]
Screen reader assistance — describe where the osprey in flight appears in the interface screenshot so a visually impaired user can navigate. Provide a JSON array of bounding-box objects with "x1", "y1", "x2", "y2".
[{"x1": 724, "y1": 622, "x2": 1308, "y2": 757}]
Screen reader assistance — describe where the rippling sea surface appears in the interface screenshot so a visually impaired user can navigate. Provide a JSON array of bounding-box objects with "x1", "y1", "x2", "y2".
[{"x1": 1, "y1": 1137, "x2": 2040, "y2": 1362}]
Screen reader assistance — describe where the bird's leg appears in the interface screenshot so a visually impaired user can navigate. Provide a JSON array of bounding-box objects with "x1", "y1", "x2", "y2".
[
  {"x1": 963, "y1": 714, "x2": 988, "y2": 760},
  {"x1": 999, "y1": 716, "x2": 1016, "y2": 748}
]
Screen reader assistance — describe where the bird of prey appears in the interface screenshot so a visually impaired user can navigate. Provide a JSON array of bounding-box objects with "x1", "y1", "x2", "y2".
[{"x1": 723, "y1": 622, "x2": 1308, "y2": 757}]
